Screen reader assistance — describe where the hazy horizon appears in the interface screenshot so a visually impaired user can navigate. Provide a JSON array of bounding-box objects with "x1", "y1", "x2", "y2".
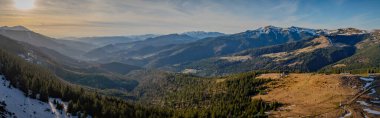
[{"x1": 1, "y1": 0, "x2": 380, "y2": 37}]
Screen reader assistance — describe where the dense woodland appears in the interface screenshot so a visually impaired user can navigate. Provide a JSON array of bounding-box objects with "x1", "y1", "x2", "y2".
[
  {"x1": 0, "y1": 48, "x2": 280, "y2": 117},
  {"x1": 0, "y1": 49, "x2": 170, "y2": 118},
  {"x1": 166, "y1": 72, "x2": 281, "y2": 117},
  {"x1": 320, "y1": 43, "x2": 380, "y2": 74},
  {"x1": 180, "y1": 35, "x2": 359, "y2": 76},
  {"x1": 0, "y1": 34, "x2": 140, "y2": 91}
]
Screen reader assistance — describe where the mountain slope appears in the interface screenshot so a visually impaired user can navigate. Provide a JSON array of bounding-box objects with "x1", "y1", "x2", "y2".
[
  {"x1": 322, "y1": 31, "x2": 380, "y2": 73},
  {"x1": 141, "y1": 26, "x2": 324, "y2": 68},
  {"x1": 55, "y1": 39, "x2": 98, "y2": 52},
  {"x1": 99, "y1": 62, "x2": 142, "y2": 75},
  {"x1": 72, "y1": 34, "x2": 159, "y2": 47},
  {"x1": 181, "y1": 31, "x2": 225, "y2": 39},
  {"x1": 175, "y1": 31, "x2": 368, "y2": 76},
  {"x1": 0, "y1": 26, "x2": 84, "y2": 58},
  {"x1": 0, "y1": 34, "x2": 140, "y2": 91},
  {"x1": 84, "y1": 33, "x2": 198, "y2": 60},
  {"x1": 0, "y1": 76, "x2": 71, "y2": 118},
  {"x1": 0, "y1": 48, "x2": 170, "y2": 118}
]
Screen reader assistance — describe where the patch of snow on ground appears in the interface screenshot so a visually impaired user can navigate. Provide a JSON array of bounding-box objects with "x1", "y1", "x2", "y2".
[
  {"x1": 369, "y1": 89, "x2": 376, "y2": 95},
  {"x1": 48, "y1": 98, "x2": 72, "y2": 118},
  {"x1": 0, "y1": 75, "x2": 74, "y2": 118},
  {"x1": 363, "y1": 108, "x2": 380, "y2": 115},
  {"x1": 371, "y1": 101, "x2": 380, "y2": 104},
  {"x1": 357, "y1": 101, "x2": 371, "y2": 106},
  {"x1": 364, "y1": 82, "x2": 372, "y2": 89},
  {"x1": 360, "y1": 77, "x2": 374, "y2": 82},
  {"x1": 340, "y1": 110, "x2": 352, "y2": 118},
  {"x1": 182, "y1": 69, "x2": 198, "y2": 74}
]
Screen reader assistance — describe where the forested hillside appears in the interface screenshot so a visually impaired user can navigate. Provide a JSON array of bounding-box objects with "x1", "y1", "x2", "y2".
[
  {"x1": 175, "y1": 34, "x2": 364, "y2": 76},
  {"x1": 0, "y1": 49, "x2": 170, "y2": 117},
  {"x1": 0, "y1": 35, "x2": 140, "y2": 91},
  {"x1": 122, "y1": 70, "x2": 281, "y2": 117},
  {"x1": 0, "y1": 27, "x2": 85, "y2": 58},
  {"x1": 0, "y1": 43, "x2": 280, "y2": 117},
  {"x1": 2, "y1": 0, "x2": 380, "y2": 117},
  {"x1": 1, "y1": 25, "x2": 378, "y2": 118},
  {"x1": 321, "y1": 32, "x2": 380, "y2": 74}
]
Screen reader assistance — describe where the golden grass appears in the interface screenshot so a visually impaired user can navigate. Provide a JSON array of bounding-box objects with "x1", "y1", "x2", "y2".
[{"x1": 254, "y1": 73, "x2": 361, "y2": 117}]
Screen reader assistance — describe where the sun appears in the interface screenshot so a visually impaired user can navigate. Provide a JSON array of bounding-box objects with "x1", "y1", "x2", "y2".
[{"x1": 13, "y1": 0, "x2": 36, "y2": 10}]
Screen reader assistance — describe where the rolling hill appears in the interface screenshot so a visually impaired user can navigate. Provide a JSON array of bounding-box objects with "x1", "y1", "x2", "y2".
[
  {"x1": 181, "y1": 31, "x2": 225, "y2": 39},
  {"x1": 84, "y1": 33, "x2": 200, "y2": 61},
  {"x1": 0, "y1": 26, "x2": 86, "y2": 58},
  {"x1": 70, "y1": 34, "x2": 159, "y2": 47},
  {"x1": 1, "y1": 25, "x2": 380, "y2": 117},
  {"x1": 84, "y1": 26, "x2": 326, "y2": 67},
  {"x1": 322, "y1": 30, "x2": 380, "y2": 73},
  {"x1": 0, "y1": 34, "x2": 141, "y2": 91},
  {"x1": 140, "y1": 26, "x2": 326, "y2": 68},
  {"x1": 99, "y1": 62, "x2": 142, "y2": 75},
  {"x1": 167, "y1": 28, "x2": 371, "y2": 76}
]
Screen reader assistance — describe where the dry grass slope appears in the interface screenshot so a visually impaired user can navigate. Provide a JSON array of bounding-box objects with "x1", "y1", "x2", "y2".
[{"x1": 253, "y1": 73, "x2": 361, "y2": 117}]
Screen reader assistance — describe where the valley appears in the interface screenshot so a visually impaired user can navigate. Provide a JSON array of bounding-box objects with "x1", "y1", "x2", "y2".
[
  {"x1": 2, "y1": 1, "x2": 380, "y2": 117},
  {"x1": 1, "y1": 25, "x2": 380, "y2": 117},
  {"x1": 1, "y1": 20, "x2": 380, "y2": 118}
]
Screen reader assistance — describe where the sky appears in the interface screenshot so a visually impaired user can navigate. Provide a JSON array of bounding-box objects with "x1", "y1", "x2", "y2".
[{"x1": 0, "y1": 0, "x2": 380, "y2": 37}]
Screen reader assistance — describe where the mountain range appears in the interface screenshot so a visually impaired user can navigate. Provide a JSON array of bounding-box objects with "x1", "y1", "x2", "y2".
[
  {"x1": 1, "y1": 25, "x2": 380, "y2": 117},
  {"x1": 2, "y1": 25, "x2": 378, "y2": 76},
  {"x1": 80, "y1": 26, "x2": 377, "y2": 76}
]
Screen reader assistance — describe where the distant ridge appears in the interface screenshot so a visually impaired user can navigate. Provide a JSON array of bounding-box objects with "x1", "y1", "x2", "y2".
[
  {"x1": 0, "y1": 26, "x2": 30, "y2": 31},
  {"x1": 181, "y1": 31, "x2": 225, "y2": 39}
]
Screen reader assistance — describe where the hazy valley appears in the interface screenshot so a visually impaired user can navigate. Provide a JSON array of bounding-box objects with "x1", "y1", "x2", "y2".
[{"x1": 1, "y1": 0, "x2": 380, "y2": 118}]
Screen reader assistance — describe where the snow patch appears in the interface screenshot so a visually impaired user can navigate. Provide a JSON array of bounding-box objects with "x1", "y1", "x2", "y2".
[
  {"x1": 360, "y1": 77, "x2": 374, "y2": 82},
  {"x1": 364, "y1": 82, "x2": 372, "y2": 89},
  {"x1": 369, "y1": 89, "x2": 376, "y2": 95},
  {"x1": 182, "y1": 69, "x2": 199, "y2": 74},
  {"x1": 371, "y1": 101, "x2": 380, "y2": 104},
  {"x1": 220, "y1": 56, "x2": 252, "y2": 62},
  {"x1": 0, "y1": 75, "x2": 76, "y2": 118},
  {"x1": 356, "y1": 101, "x2": 371, "y2": 106},
  {"x1": 340, "y1": 110, "x2": 352, "y2": 118},
  {"x1": 363, "y1": 108, "x2": 380, "y2": 115}
]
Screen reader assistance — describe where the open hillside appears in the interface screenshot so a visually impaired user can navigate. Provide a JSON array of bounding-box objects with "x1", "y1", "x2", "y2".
[
  {"x1": 84, "y1": 33, "x2": 199, "y2": 61},
  {"x1": 0, "y1": 48, "x2": 170, "y2": 118},
  {"x1": 0, "y1": 35, "x2": 141, "y2": 91},
  {"x1": 0, "y1": 26, "x2": 87, "y2": 58},
  {"x1": 141, "y1": 26, "x2": 324, "y2": 68},
  {"x1": 254, "y1": 73, "x2": 380, "y2": 117},
  {"x1": 322, "y1": 31, "x2": 380, "y2": 73},
  {"x1": 0, "y1": 46, "x2": 284, "y2": 117},
  {"x1": 2, "y1": 0, "x2": 380, "y2": 117},
  {"x1": 174, "y1": 31, "x2": 368, "y2": 76}
]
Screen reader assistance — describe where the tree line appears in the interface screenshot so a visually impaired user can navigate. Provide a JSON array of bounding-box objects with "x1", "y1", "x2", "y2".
[{"x1": 0, "y1": 49, "x2": 170, "y2": 118}]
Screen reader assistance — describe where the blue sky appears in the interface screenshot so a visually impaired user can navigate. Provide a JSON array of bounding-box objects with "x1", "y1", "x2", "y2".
[{"x1": 0, "y1": 0, "x2": 379, "y2": 37}]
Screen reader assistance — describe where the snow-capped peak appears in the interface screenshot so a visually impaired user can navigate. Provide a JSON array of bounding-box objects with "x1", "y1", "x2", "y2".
[
  {"x1": 254, "y1": 26, "x2": 324, "y2": 36},
  {"x1": 0, "y1": 26, "x2": 30, "y2": 31},
  {"x1": 252, "y1": 25, "x2": 370, "y2": 36},
  {"x1": 327, "y1": 28, "x2": 368, "y2": 35},
  {"x1": 256, "y1": 25, "x2": 281, "y2": 34}
]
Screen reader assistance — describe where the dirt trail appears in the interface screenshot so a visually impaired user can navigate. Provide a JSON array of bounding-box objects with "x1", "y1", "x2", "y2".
[{"x1": 253, "y1": 73, "x2": 362, "y2": 117}]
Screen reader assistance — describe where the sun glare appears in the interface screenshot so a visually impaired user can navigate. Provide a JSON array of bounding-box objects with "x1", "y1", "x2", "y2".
[{"x1": 13, "y1": 0, "x2": 35, "y2": 10}]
